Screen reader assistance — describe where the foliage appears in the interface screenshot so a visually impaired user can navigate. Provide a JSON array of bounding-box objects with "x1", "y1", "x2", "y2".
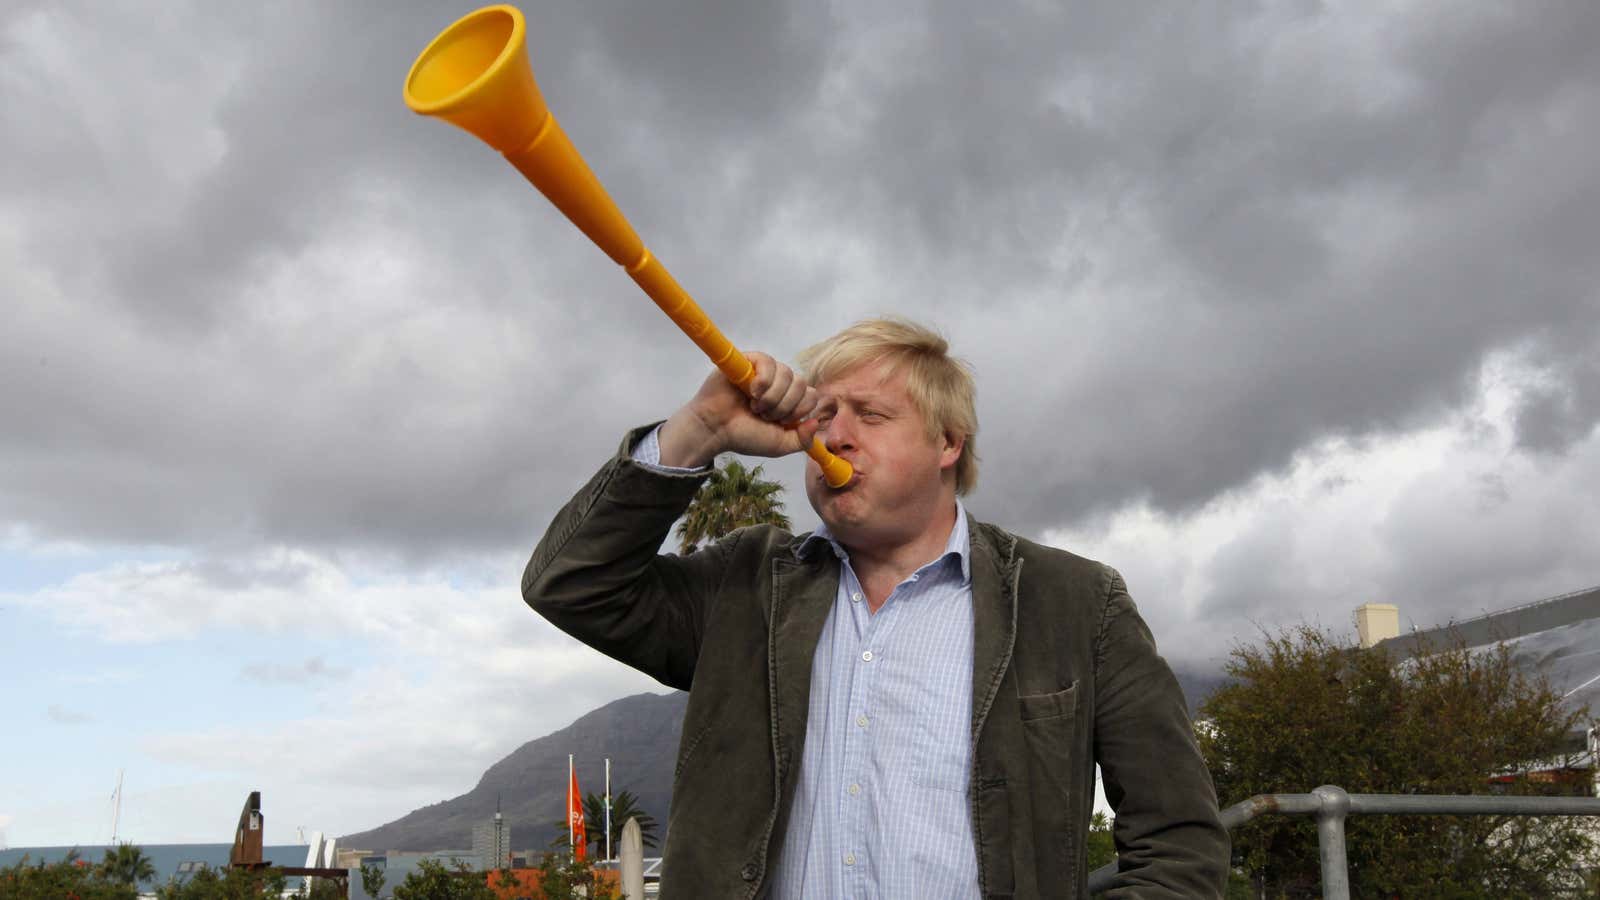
[
  {"x1": 1086, "y1": 811, "x2": 1115, "y2": 872},
  {"x1": 154, "y1": 864, "x2": 287, "y2": 899},
  {"x1": 550, "y1": 790, "x2": 660, "y2": 857},
  {"x1": 530, "y1": 851, "x2": 618, "y2": 900},
  {"x1": 99, "y1": 841, "x2": 158, "y2": 886},
  {"x1": 0, "y1": 851, "x2": 137, "y2": 900},
  {"x1": 675, "y1": 457, "x2": 790, "y2": 554},
  {"x1": 1198, "y1": 625, "x2": 1597, "y2": 898},
  {"x1": 391, "y1": 858, "x2": 496, "y2": 900},
  {"x1": 360, "y1": 861, "x2": 388, "y2": 899},
  {"x1": 299, "y1": 876, "x2": 347, "y2": 899}
]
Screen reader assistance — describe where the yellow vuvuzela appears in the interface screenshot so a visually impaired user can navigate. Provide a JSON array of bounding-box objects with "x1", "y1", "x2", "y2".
[{"x1": 404, "y1": 4, "x2": 852, "y2": 488}]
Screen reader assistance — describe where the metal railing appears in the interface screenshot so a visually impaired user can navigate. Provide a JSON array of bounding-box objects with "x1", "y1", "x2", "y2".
[{"x1": 1086, "y1": 785, "x2": 1600, "y2": 899}]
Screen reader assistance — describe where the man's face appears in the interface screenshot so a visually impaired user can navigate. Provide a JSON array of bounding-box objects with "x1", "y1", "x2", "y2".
[{"x1": 804, "y1": 359, "x2": 962, "y2": 550}]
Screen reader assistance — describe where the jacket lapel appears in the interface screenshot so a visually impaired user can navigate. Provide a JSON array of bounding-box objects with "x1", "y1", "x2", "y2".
[
  {"x1": 768, "y1": 551, "x2": 840, "y2": 771},
  {"x1": 969, "y1": 517, "x2": 1020, "y2": 741}
]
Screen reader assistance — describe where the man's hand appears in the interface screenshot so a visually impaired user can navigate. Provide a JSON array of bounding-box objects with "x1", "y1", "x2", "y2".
[{"x1": 657, "y1": 352, "x2": 822, "y2": 468}]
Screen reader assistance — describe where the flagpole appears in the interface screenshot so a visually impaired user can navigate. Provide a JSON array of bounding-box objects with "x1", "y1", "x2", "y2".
[
  {"x1": 568, "y1": 753, "x2": 575, "y2": 860},
  {"x1": 605, "y1": 758, "x2": 612, "y2": 863}
]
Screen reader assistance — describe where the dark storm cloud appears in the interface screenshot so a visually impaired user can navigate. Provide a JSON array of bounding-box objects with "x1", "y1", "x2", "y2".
[
  {"x1": 1513, "y1": 350, "x2": 1600, "y2": 456},
  {"x1": 3, "y1": 0, "x2": 1598, "y2": 619},
  {"x1": 794, "y1": 1, "x2": 1600, "y2": 535}
]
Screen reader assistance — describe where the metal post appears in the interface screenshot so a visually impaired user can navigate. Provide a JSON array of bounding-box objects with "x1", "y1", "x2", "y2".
[
  {"x1": 1086, "y1": 788, "x2": 1600, "y2": 895},
  {"x1": 1312, "y1": 785, "x2": 1350, "y2": 900}
]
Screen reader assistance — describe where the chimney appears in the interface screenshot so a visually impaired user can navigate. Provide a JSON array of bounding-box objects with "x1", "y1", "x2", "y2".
[{"x1": 1355, "y1": 603, "x2": 1399, "y2": 648}]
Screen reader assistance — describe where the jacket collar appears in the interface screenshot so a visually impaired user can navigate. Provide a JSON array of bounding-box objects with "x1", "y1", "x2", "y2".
[
  {"x1": 967, "y1": 514, "x2": 1021, "y2": 741},
  {"x1": 778, "y1": 506, "x2": 1021, "y2": 743},
  {"x1": 789, "y1": 499, "x2": 974, "y2": 585}
]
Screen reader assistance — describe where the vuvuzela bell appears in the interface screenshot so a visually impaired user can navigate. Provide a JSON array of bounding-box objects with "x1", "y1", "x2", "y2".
[{"x1": 403, "y1": 4, "x2": 852, "y2": 488}]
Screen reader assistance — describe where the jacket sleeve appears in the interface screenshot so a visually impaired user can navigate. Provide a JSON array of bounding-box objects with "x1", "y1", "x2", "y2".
[
  {"x1": 521, "y1": 424, "x2": 742, "y2": 691},
  {"x1": 1092, "y1": 566, "x2": 1230, "y2": 898}
]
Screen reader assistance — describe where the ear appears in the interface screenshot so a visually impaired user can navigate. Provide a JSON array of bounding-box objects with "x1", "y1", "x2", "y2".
[{"x1": 939, "y1": 431, "x2": 964, "y2": 471}]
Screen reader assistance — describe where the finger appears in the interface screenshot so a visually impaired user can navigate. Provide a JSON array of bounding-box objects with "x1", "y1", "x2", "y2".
[
  {"x1": 782, "y1": 385, "x2": 819, "y2": 425},
  {"x1": 769, "y1": 371, "x2": 809, "y2": 423},
  {"x1": 744, "y1": 352, "x2": 774, "y2": 398},
  {"x1": 755, "y1": 366, "x2": 793, "y2": 419},
  {"x1": 793, "y1": 416, "x2": 821, "y2": 454}
]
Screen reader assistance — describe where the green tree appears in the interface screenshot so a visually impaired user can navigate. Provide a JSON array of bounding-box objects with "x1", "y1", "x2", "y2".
[
  {"x1": 531, "y1": 850, "x2": 619, "y2": 900},
  {"x1": 154, "y1": 864, "x2": 287, "y2": 899},
  {"x1": 1085, "y1": 811, "x2": 1115, "y2": 872},
  {"x1": 1, "y1": 852, "x2": 137, "y2": 900},
  {"x1": 300, "y1": 876, "x2": 346, "y2": 899},
  {"x1": 675, "y1": 457, "x2": 791, "y2": 554},
  {"x1": 552, "y1": 790, "x2": 661, "y2": 858},
  {"x1": 1198, "y1": 625, "x2": 1596, "y2": 898},
  {"x1": 359, "y1": 861, "x2": 388, "y2": 899},
  {"x1": 99, "y1": 841, "x2": 157, "y2": 887},
  {"x1": 391, "y1": 859, "x2": 495, "y2": 900}
]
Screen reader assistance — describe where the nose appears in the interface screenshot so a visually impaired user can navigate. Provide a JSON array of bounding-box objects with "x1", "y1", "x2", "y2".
[{"x1": 819, "y1": 411, "x2": 856, "y2": 456}]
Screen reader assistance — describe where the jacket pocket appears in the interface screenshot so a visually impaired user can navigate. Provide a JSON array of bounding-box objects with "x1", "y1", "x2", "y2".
[
  {"x1": 674, "y1": 722, "x2": 714, "y2": 782},
  {"x1": 1018, "y1": 681, "x2": 1077, "y2": 721},
  {"x1": 1019, "y1": 682, "x2": 1082, "y2": 890}
]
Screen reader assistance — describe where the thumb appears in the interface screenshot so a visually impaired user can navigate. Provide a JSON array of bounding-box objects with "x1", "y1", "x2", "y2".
[{"x1": 791, "y1": 417, "x2": 822, "y2": 455}]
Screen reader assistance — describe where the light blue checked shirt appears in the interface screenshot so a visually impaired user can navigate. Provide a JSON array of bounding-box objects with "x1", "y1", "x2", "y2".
[{"x1": 634, "y1": 426, "x2": 980, "y2": 899}]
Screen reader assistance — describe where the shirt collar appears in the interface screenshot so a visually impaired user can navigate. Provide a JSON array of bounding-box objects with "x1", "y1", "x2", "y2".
[{"x1": 800, "y1": 498, "x2": 972, "y2": 585}]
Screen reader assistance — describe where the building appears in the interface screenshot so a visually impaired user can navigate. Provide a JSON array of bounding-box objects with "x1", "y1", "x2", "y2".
[{"x1": 473, "y1": 812, "x2": 512, "y2": 871}]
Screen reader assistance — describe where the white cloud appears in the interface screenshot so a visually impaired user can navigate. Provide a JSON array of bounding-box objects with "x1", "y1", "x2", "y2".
[
  {"x1": 6, "y1": 545, "x2": 665, "y2": 842},
  {"x1": 1043, "y1": 349, "x2": 1600, "y2": 663}
]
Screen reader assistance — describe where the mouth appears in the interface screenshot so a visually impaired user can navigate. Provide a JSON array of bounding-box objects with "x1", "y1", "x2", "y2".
[{"x1": 825, "y1": 471, "x2": 862, "y2": 491}]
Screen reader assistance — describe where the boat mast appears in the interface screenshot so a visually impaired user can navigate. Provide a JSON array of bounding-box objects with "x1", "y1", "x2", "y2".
[{"x1": 110, "y1": 769, "x2": 124, "y2": 844}]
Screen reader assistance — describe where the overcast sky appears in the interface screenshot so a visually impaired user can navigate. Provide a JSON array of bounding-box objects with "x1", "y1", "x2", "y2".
[{"x1": 4, "y1": 0, "x2": 1598, "y2": 848}]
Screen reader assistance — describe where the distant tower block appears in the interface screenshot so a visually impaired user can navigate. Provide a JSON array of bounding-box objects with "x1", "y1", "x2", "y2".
[
  {"x1": 1356, "y1": 603, "x2": 1400, "y2": 648},
  {"x1": 473, "y1": 811, "x2": 511, "y2": 871}
]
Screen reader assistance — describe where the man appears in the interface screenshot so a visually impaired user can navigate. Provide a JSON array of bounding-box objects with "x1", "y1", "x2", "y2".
[{"x1": 524, "y1": 318, "x2": 1228, "y2": 898}]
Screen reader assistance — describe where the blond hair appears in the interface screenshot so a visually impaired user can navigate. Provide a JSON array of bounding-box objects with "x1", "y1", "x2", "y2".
[{"x1": 795, "y1": 317, "x2": 980, "y2": 495}]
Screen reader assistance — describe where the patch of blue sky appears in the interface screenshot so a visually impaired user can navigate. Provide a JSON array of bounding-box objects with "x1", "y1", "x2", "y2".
[{"x1": 5, "y1": 612, "x2": 384, "y2": 812}]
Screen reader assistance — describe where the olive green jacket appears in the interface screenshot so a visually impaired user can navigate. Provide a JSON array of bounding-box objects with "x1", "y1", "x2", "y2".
[{"x1": 523, "y1": 425, "x2": 1228, "y2": 898}]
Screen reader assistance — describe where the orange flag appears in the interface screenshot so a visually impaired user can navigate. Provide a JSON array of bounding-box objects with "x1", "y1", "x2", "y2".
[{"x1": 568, "y1": 757, "x2": 588, "y2": 861}]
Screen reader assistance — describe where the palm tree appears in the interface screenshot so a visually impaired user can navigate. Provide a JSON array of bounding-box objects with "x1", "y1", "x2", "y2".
[
  {"x1": 550, "y1": 791, "x2": 660, "y2": 857},
  {"x1": 99, "y1": 841, "x2": 156, "y2": 886},
  {"x1": 675, "y1": 457, "x2": 791, "y2": 554}
]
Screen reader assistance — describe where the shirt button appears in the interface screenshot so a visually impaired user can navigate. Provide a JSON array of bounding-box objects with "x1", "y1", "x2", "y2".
[
  {"x1": 844, "y1": 853, "x2": 856, "y2": 866},
  {"x1": 861, "y1": 650, "x2": 873, "y2": 662},
  {"x1": 851, "y1": 591, "x2": 862, "y2": 602},
  {"x1": 856, "y1": 714, "x2": 869, "y2": 728},
  {"x1": 848, "y1": 783, "x2": 861, "y2": 796}
]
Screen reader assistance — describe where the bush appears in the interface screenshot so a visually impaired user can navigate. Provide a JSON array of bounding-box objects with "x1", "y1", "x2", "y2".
[{"x1": 1199, "y1": 626, "x2": 1596, "y2": 897}]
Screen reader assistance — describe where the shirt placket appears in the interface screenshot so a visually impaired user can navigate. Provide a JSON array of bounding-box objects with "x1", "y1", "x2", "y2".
[{"x1": 838, "y1": 562, "x2": 913, "y2": 900}]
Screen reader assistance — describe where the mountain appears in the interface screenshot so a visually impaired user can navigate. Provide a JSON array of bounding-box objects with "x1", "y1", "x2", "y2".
[
  {"x1": 340, "y1": 662, "x2": 1226, "y2": 853},
  {"x1": 340, "y1": 690, "x2": 688, "y2": 853}
]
